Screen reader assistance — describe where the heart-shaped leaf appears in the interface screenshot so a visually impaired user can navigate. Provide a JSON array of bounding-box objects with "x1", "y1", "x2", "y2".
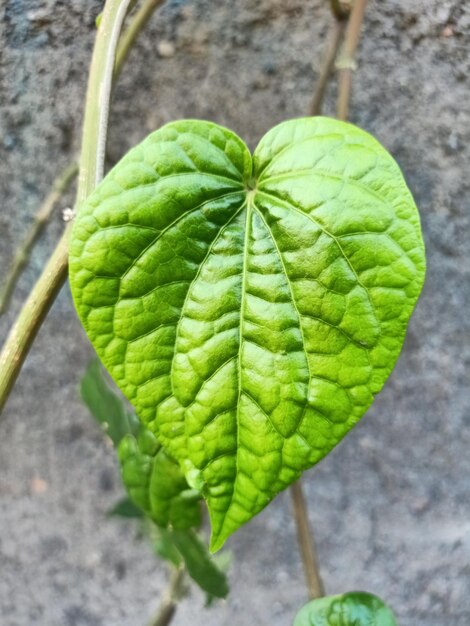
[
  {"x1": 70, "y1": 117, "x2": 425, "y2": 550},
  {"x1": 293, "y1": 591, "x2": 398, "y2": 626}
]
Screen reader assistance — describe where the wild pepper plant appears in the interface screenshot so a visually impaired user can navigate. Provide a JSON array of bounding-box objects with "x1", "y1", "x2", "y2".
[
  {"x1": 71, "y1": 116, "x2": 425, "y2": 622},
  {"x1": 0, "y1": 0, "x2": 426, "y2": 622}
]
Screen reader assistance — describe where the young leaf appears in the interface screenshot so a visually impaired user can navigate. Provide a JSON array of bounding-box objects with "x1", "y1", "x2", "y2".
[
  {"x1": 150, "y1": 527, "x2": 229, "y2": 600},
  {"x1": 118, "y1": 428, "x2": 202, "y2": 530},
  {"x1": 70, "y1": 117, "x2": 426, "y2": 550},
  {"x1": 293, "y1": 591, "x2": 398, "y2": 626},
  {"x1": 152, "y1": 527, "x2": 183, "y2": 568},
  {"x1": 81, "y1": 359, "x2": 139, "y2": 445},
  {"x1": 170, "y1": 529, "x2": 229, "y2": 599}
]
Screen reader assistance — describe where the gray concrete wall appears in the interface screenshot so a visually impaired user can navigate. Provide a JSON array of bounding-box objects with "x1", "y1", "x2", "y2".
[{"x1": 0, "y1": 1, "x2": 469, "y2": 625}]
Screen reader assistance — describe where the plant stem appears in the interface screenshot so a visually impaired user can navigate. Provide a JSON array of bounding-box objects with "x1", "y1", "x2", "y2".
[
  {"x1": 81, "y1": 1, "x2": 133, "y2": 193},
  {"x1": 336, "y1": 0, "x2": 369, "y2": 121},
  {"x1": 0, "y1": 163, "x2": 78, "y2": 315},
  {"x1": 0, "y1": 0, "x2": 165, "y2": 416},
  {"x1": 293, "y1": 3, "x2": 348, "y2": 599},
  {"x1": 115, "y1": 0, "x2": 165, "y2": 76},
  {"x1": 310, "y1": 18, "x2": 347, "y2": 116},
  {"x1": 0, "y1": 0, "x2": 133, "y2": 415},
  {"x1": 0, "y1": 0, "x2": 164, "y2": 318},
  {"x1": 292, "y1": 0, "x2": 370, "y2": 600},
  {"x1": 147, "y1": 567, "x2": 185, "y2": 626},
  {"x1": 290, "y1": 481, "x2": 325, "y2": 599}
]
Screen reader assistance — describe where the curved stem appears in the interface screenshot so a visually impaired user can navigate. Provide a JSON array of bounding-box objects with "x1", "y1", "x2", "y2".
[
  {"x1": 80, "y1": 0, "x2": 133, "y2": 193},
  {"x1": 147, "y1": 567, "x2": 185, "y2": 626},
  {"x1": 310, "y1": 18, "x2": 346, "y2": 116},
  {"x1": 293, "y1": 0, "x2": 370, "y2": 600},
  {"x1": 336, "y1": 0, "x2": 369, "y2": 121},
  {"x1": 0, "y1": 0, "x2": 131, "y2": 415},
  {"x1": 290, "y1": 480, "x2": 324, "y2": 599},
  {"x1": 0, "y1": 0, "x2": 166, "y2": 416},
  {"x1": 0, "y1": 0, "x2": 165, "y2": 318},
  {"x1": 115, "y1": 0, "x2": 165, "y2": 76}
]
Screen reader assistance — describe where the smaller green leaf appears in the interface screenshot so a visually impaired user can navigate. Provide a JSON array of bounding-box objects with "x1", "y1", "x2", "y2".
[
  {"x1": 171, "y1": 529, "x2": 229, "y2": 599},
  {"x1": 81, "y1": 359, "x2": 139, "y2": 446},
  {"x1": 153, "y1": 527, "x2": 183, "y2": 568},
  {"x1": 118, "y1": 428, "x2": 202, "y2": 530},
  {"x1": 108, "y1": 497, "x2": 144, "y2": 519},
  {"x1": 150, "y1": 526, "x2": 229, "y2": 601},
  {"x1": 204, "y1": 550, "x2": 232, "y2": 607},
  {"x1": 293, "y1": 592, "x2": 398, "y2": 626}
]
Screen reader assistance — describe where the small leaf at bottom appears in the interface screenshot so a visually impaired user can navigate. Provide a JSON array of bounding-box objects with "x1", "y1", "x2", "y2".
[{"x1": 293, "y1": 591, "x2": 398, "y2": 626}]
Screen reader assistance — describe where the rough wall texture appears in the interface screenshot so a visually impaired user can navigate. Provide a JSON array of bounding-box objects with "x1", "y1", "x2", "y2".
[{"x1": 0, "y1": 1, "x2": 469, "y2": 625}]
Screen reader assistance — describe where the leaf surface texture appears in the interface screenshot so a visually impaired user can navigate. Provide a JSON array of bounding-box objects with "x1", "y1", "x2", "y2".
[
  {"x1": 293, "y1": 591, "x2": 398, "y2": 626},
  {"x1": 70, "y1": 117, "x2": 425, "y2": 549}
]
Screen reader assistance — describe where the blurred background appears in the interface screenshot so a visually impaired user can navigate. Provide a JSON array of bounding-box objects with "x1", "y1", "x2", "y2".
[{"x1": 0, "y1": 1, "x2": 469, "y2": 625}]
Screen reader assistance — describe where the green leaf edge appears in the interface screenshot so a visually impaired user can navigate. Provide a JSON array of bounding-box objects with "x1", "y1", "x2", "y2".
[
  {"x1": 293, "y1": 591, "x2": 399, "y2": 626},
  {"x1": 70, "y1": 116, "x2": 426, "y2": 552}
]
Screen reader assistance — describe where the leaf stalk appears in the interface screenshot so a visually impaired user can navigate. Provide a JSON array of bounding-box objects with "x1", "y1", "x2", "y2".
[{"x1": 147, "y1": 566, "x2": 186, "y2": 626}]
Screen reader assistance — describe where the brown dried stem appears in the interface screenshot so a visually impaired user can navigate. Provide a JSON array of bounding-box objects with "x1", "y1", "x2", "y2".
[
  {"x1": 292, "y1": 0, "x2": 369, "y2": 600},
  {"x1": 336, "y1": 0, "x2": 369, "y2": 121},
  {"x1": 310, "y1": 18, "x2": 347, "y2": 116},
  {"x1": 291, "y1": 481, "x2": 325, "y2": 599}
]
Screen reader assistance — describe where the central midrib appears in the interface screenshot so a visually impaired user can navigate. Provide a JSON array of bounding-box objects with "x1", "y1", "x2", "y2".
[{"x1": 220, "y1": 192, "x2": 253, "y2": 530}]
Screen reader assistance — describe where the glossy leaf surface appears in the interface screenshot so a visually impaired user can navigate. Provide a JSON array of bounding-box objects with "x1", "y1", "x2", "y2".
[
  {"x1": 293, "y1": 591, "x2": 398, "y2": 626},
  {"x1": 70, "y1": 117, "x2": 426, "y2": 549}
]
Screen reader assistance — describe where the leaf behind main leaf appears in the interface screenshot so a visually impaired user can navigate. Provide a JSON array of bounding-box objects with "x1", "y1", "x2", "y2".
[
  {"x1": 171, "y1": 529, "x2": 229, "y2": 599},
  {"x1": 118, "y1": 427, "x2": 202, "y2": 530},
  {"x1": 70, "y1": 117, "x2": 425, "y2": 551},
  {"x1": 81, "y1": 359, "x2": 139, "y2": 445}
]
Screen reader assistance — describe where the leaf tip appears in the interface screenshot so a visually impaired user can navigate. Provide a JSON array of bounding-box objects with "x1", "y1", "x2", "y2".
[
  {"x1": 207, "y1": 499, "x2": 237, "y2": 553},
  {"x1": 209, "y1": 530, "x2": 226, "y2": 554}
]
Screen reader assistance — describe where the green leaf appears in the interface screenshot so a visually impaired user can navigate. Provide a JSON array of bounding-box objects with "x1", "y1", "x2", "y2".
[
  {"x1": 150, "y1": 526, "x2": 228, "y2": 599},
  {"x1": 80, "y1": 359, "x2": 139, "y2": 445},
  {"x1": 70, "y1": 117, "x2": 426, "y2": 550},
  {"x1": 108, "y1": 497, "x2": 144, "y2": 518},
  {"x1": 293, "y1": 592, "x2": 398, "y2": 626},
  {"x1": 118, "y1": 427, "x2": 202, "y2": 530},
  {"x1": 152, "y1": 527, "x2": 183, "y2": 568},
  {"x1": 171, "y1": 529, "x2": 229, "y2": 599}
]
